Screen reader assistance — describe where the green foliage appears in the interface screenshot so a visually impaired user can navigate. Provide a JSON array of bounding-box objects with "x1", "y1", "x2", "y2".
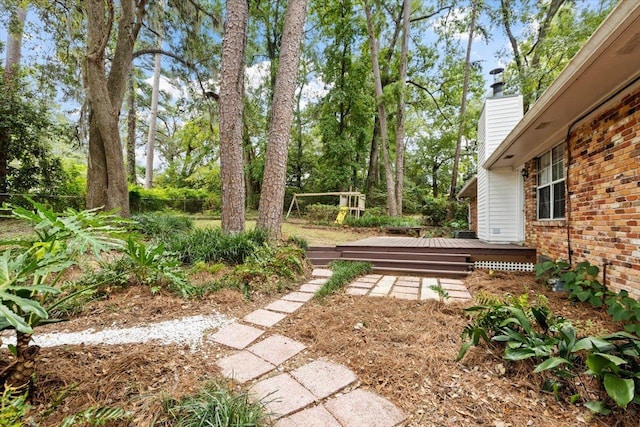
[
  {"x1": 131, "y1": 211, "x2": 194, "y2": 238},
  {"x1": 607, "y1": 290, "x2": 640, "y2": 336},
  {"x1": 428, "y1": 284, "x2": 450, "y2": 301},
  {"x1": 60, "y1": 405, "x2": 130, "y2": 427},
  {"x1": 421, "y1": 197, "x2": 467, "y2": 227},
  {"x1": 304, "y1": 204, "x2": 340, "y2": 222},
  {"x1": 286, "y1": 235, "x2": 308, "y2": 251},
  {"x1": 315, "y1": 260, "x2": 372, "y2": 299},
  {"x1": 165, "y1": 381, "x2": 269, "y2": 426},
  {"x1": 0, "y1": 386, "x2": 30, "y2": 427},
  {"x1": 129, "y1": 186, "x2": 220, "y2": 214},
  {"x1": 164, "y1": 227, "x2": 269, "y2": 265},
  {"x1": 561, "y1": 262, "x2": 608, "y2": 307},
  {"x1": 343, "y1": 213, "x2": 419, "y2": 228},
  {"x1": 534, "y1": 259, "x2": 570, "y2": 284},
  {"x1": 0, "y1": 200, "x2": 126, "y2": 334}
]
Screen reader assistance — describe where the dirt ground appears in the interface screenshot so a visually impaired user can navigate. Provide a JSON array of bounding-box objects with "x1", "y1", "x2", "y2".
[{"x1": 3, "y1": 269, "x2": 638, "y2": 426}]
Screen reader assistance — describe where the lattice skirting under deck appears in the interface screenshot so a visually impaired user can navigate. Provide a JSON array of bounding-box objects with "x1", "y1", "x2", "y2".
[{"x1": 474, "y1": 260, "x2": 534, "y2": 272}]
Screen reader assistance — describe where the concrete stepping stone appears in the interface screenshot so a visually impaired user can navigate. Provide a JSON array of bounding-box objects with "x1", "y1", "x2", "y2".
[
  {"x1": 446, "y1": 289, "x2": 473, "y2": 299},
  {"x1": 440, "y1": 278, "x2": 464, "y2": 285},
  {"x1": 421, "y1": 278, "x2": 441, "y2": 301},
  {"x1": 347, "y1": 287, "x2": 369, "y2": 296},
  {"x1": 291, "y1": 359, "x2": 357, "y2": 400},
  {"x1": 275, "y1": 404, "x2": 341, "y2": 427},
  {"x1": 308, "y1": 278, "x2": 329, "y2": 285},
  {"x1": 440, "y1": 283, "x2": 468, "y2": 291},
  {"x1": 355, "y1": 277, "x2": 379, "y2": 283},
  {"x1": 325, "y1": 389, "x2": 405, "y2": 427},
  {"x1": 370, "y1": 276, "x2": 396, "y2": 296},
  {"x1": 243, "y1": 309, "x2": 287, "y2": 328},
  {"x1": 248, "y1": 334, "x2": 306, "y2": 366},
  {"x1": 312, "y1": 268, "x2": 333, "y2": 278},
  {"x1": 217, "y1": 350, "x2": 275, "y2": 384},
  {"x1": 393, "y1": 286, "x2": 419, "y2": 294},
  {"x1": 350, "y1": 280, "x2": 377, "y2": 289},
  {"x1": 210, "y1": 322, "x2": 264, "y2": 349},
  {"x1": 282, "y1": 291, "x2": 314, "y2": 303},
  {"x1": 250, "y1": 373, "x2": 316, "y2": 418},
  {"x1": 299, "y1": 283, "x2": 322, "y2": 293},
  {"x1": 265, "y1": 299, "x2": 304, "y2": 314},
  {"x1": 390, "y1": 292, "x2": 418, "y2": 300}
]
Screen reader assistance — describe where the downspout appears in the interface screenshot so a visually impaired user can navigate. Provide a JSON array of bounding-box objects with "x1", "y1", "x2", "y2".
[{"x1": 563, "y1": 74, "x2": 640, "y2": 266}]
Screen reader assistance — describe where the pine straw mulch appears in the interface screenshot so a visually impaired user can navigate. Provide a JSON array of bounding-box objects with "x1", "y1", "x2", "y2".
[
  {"x1": 4, "y1": 270, "x2": 640, "y2": 426},
  {"x1": 273, "y1": 270, "x2": 638, "y2": 427}
]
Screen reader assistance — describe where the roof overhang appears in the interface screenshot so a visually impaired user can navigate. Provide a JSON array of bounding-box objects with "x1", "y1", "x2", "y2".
[
  {"x1": 485, "y1": 2, "x2": 640, "y2": 170},
  {"x1": 457, "y1": 175, "x2": 477, "y2": 200}
]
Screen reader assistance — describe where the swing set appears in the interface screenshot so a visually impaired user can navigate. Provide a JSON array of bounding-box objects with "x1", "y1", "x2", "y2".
[{"x1": 285, "y1": 192, "x2": 366, "y2": 224}]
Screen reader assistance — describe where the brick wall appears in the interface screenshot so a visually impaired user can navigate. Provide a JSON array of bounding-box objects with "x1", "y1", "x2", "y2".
[
  {"x1": 468, "y1": 195, "x2": 477, "y2": 233},
  {"x1": 524, "y1": 86, "x2": 640, "y2": 296}
]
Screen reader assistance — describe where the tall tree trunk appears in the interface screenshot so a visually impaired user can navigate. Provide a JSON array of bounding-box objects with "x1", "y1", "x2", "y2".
[
  {"x1": 0, "y1": 6, "x2": 26, "y2": 205},
  {"x1": 449, "y1": 0, "x2": 478, "y2": 203},
  {"x1": 126, "y1": 73, "x2": 137, "y2": 183},
  {"x1": 85, "y1": 0, "x2": 146, "y2": 217},
  {"x1": 365, "y1": 114, "x2": 380, "y2": 198},
  {"x1": 219, "y1": 0, "x2": 249, "y2": 233},
  {"x1": 144, "y1": 1, "x2": 164, "y2": 189},
  {"x1": 363, "y1": 0, "x2": 397, "y2": 216},
  {"x1": 394, "y1": 0, "x2": 410, "y2": 215},
  {"x1": 257, "y1": 0, "x2": 308, "y2": 238}
]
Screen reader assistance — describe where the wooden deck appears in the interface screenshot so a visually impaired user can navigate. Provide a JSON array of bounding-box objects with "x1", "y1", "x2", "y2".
[{"x1": 307, "y1": 237, "x2": 536, "y2": 277}]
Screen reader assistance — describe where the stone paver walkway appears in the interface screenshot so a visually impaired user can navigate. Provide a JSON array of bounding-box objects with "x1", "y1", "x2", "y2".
[{"x1": 213, "y1": 268, "x2": 475, "y2": 426}]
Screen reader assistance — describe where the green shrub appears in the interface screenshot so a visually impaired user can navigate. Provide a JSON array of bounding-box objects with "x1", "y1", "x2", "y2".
[
  {"x1": 0, "y1": 386, "x2": 30, "y2": 427},
  {"x1": 165, "y1": 381, "x2": 269, "y2": 426},
  {"x1": 421, "y1": 197, "x2": 467, "y2": 226},
  {"x1": 129, "y1": 186, "x2": 220, "y2": 214},
  {"x1": 343, "y1": 214, "x2": 419, "y2": 228},
  {"x1": 131, "y1": 211, "x2": 193, "y2": 238},
  {"x1": 164, "y1": 227, "x2": 269, "y2": 265},
  {"x1": 305, "y1": 203, "x2": 339, "y2": 222},
  {"x1": 315, "y1": 260, "x2": 372, "y2": 298}
]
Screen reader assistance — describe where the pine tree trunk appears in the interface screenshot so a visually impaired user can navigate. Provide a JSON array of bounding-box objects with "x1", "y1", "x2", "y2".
[
  {"x1": 0, "y1": 6, "x2": 26, "y2": 205},
  {"x1": 257, "y1": 0, "x2": 308, "y2": 238},
  {"x1": 219, "y1": 0, "x2": 249, "y2": 234},
  {"x1": 394, "y1": 0, "x2": 410, "y2": 215},
  {"x1": 126, "y1": 73, "x2": 137, "y2": 184},
  {"x1": 363, "y1": 0, "x2": 397, "y2": 216}
]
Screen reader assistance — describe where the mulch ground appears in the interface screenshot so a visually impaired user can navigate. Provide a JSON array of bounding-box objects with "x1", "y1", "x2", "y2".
[{"x1": 3, "y1": 270, "x2": 639, "y2": 426}]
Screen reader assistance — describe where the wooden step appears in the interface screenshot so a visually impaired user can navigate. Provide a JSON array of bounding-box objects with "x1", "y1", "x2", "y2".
[
  {"x1": 339, "y1": 257, "x2": 473, "y2": 272},
  {"x1": 372, "y1": 266, "x2": 471, "y2": 278},
  {"x1": 339, "y1": 250, "x2": 469, "y2": 263}
]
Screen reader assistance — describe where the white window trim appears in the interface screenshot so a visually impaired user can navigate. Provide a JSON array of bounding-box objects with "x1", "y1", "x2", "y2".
[{"x1": 536, "y1": 143, "x2": 566, "y2": 220}]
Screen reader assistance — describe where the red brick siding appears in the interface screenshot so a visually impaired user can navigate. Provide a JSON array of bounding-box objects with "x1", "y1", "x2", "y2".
[
  {"x1": 468, "y1": 195, "x2": 477, "y2": 233},
  {"x1": 524, "y1": 86, "x2": 640, "y2": 296}
]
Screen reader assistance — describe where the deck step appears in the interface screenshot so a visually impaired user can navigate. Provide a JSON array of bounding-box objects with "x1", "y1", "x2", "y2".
[
  {"x1": 339, "y1": 250, "x2": 470, "y2": 263},
  {"x1": 339, "y1": 257, "x2": 472, "y2": 272}
]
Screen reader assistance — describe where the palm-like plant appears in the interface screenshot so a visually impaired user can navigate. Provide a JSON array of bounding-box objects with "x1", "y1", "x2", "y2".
[{"x1": 0, "y1": 200, "x2": 126, "y2": 387}]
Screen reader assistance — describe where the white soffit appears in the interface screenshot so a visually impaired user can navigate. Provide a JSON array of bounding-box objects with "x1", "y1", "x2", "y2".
[{"x1": 485, "y1": 1, "x2": 640, "y2": 170}]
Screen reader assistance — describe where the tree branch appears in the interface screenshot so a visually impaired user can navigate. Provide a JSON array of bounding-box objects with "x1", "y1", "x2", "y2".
[
  {"x1": 407, "y1": 79, "x2": 454, "y2": 128},
  {"x1": 410, "y1": 5, "x2": 452, "y2": 23}
]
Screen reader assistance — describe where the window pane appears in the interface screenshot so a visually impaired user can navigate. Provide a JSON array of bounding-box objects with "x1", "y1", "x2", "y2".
[
  {"x1": 538, "y1": 152, "x2": 551, "y2": 186},
  {"x1": 552, "y1": 145, "x2": 565, "y2": 181},
  {"x1": 538, "y1": 186, "x2": 550, "y2": 219},
  {"x1": 553, "y1": 181, "x2": 566, "y2": 219}
]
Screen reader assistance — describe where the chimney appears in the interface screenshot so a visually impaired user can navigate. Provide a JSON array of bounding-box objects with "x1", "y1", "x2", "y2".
[{"x1": 489, "y1": 67, "x2": 504, "y2": 97}]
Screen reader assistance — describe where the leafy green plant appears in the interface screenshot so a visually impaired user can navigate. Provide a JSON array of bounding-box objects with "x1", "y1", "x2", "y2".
[
  {"x1": 164, "y1": 227, "x2": 269, "y2": 265},
  {"x1": 428, "y1": 284, "x2": 450, "y2": 301},
  {"x1": 131, "y1": 211, "x2": 193, "y2": 238},
  {"x1": 60, "y1": 406, "x2": 130, "y2": 427},
  {"x1": 315, "y1": 260, "x2": 372, "y2": 298},
  {"x1": 534, "y1": 259, "x2": 570, "y2": 284},
  {"x1": 343, "y1": 214, "x2": 419, "y2": 228},
  {"x1": 304, "y1": 203, "x2": 340, "y2": 222},
  {"x1": 0, "y1": 200, "x2": 126, "y2": 387},
  {"x1": 0, "y1": 385, "x2": 30, "y2": 427},
  {"x1": 165, "y1": 381, "x2": 269, "y2": 426},
  {"x1": 562, "y1": 261, "x2": 609, "y2": 307},
  {"x1": 606, "y1": 290, "x2": 640, "y2": 335}
]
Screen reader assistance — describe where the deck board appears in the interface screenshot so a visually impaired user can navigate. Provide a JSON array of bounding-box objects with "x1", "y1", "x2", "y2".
[{"x1": 338, "y1": 237, "x2": 532, "y2": 251}]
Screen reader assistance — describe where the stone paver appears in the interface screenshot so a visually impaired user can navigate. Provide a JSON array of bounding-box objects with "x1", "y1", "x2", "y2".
[
  {"x1": 248, "y1": 334, "x2": 306, "y2": 365},
  {"x1": 393, "y1": 286, "x2": 419, "y2": 294},
  {"x1": 370, "y1": 276, "x2": 396, "y2": 296},
  {"x1": 250, "y1": 373, "x2": 316, "y2": 418},
  {"x1": 291, "y1": 359, "x2": 357, "y2": 399},
  {"x1": 446, "y1": 289, "x2": 473, "y2": 299},
  {"x1": 440, "y1": 283, "x2": 468, "y2": 291},
  {"x1": 282, "y1": 291, "x2": 314, "y2": 303},
  {"x1": 217, "y1": 351, "x2": 275, "y2": 383},
  {"x1": 308, "y1": 278, "x2": 329, "y2": 285},
  {"x1": 243, "y1": 309, "x2": 287, "y2": 328},
  {"x1": 325, "y1": 389, "x2": 405, "y2": 427},
  {"x1": 210, "y1": 322, "x2": 264, "y2": 349},
  {"x1": 265, "y1": 299, "x2": 304, "y2": 314},
  {"x1": 312, "y1": 268, "x2": 333, "y2": 278},
  {"x1": 395, "y1": 280, "x2": 420, "y2": 288},
  {"x1": 421, "y1": 277, "x2": 441, "y2": 301},
  {"x1": 299, "y1": 283, "x2": 322, "y2": 293},
  {"x1": 350, "y1": 280, "x2": 377, "y2": 289},
  {"x1": 356, "y1": 277, "x2": 379, "y2": 283},
  {"x1": 347, "y1": 287, "x2": 369, "y2": 296},
  {"x1": 275, "y1": 405, "x2": 341, "y2": 427}
]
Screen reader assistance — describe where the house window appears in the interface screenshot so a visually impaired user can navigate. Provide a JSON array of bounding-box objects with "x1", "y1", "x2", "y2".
[{"x1": 537, "y1": 143, "x2": 565, "y2": 219}]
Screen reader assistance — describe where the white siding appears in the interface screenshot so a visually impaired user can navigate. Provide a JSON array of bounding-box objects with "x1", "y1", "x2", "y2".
[
  {"x1": 483, "y1": 95, "x2": 523, "y2": 159},
  {"x1": 476, "y1": 94, "x2": 524, "y2": 243}
]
